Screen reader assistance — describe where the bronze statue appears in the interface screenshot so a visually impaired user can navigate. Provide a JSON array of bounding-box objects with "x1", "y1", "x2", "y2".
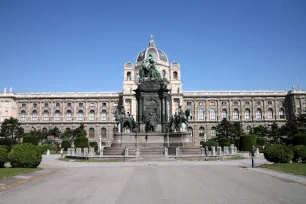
[
  {"x1": 168, "y1": 106, "x2": 190, "y2": 132},
  {"x1": 114, "y1": 105, "x2": 136, "y2": 132},
  {"x1": 139, "y1": 54, "x2": 161, "y2": 80}
]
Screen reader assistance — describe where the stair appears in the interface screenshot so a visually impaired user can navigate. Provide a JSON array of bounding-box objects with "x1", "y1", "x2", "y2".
[{"x1": 139, "y1": 147, "x2": 165, "y2": 156}]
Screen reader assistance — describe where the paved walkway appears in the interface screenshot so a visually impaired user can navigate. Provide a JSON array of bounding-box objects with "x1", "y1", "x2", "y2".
[{"x1": 0, "y1": 155, "x2": 305, "y2": 204}]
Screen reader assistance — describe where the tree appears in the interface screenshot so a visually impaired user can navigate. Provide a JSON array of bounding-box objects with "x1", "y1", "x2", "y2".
[
  {"x1": 279, "y1": 120, "x2": 299, "y2": 138},
  {"x1": 231, "y1": 122, "x2": 243, "y2": 140},
  {"x1": 48, "y1": 127, "x2": 61, "y2": 140},
  {"x1": 253, "y1": 125, "x2": 268, "y2": 138},
  {"x1": 216, "y1": 119, "x2": 233, "y2": 139},
  {"x1": 61, "y1": 128, "x2": 73, "y2": 139},
  {"x1": 72, "y1": 124, "x2": 87, "y2": 139},
  {"x1": 296, "y1": 114, "x2": 306, "y2": 133},
  {"x1": 0, "y1": 117, "x2": 21, "y2": 140},
  {"x1": 269, "y1": 122, "x2": 281, "y2": 144}
]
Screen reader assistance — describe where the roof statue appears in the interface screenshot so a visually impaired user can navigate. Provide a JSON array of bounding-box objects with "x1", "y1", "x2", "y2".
[{"x1": 139, "y1": 54, "x2": 161, "y2": 80}]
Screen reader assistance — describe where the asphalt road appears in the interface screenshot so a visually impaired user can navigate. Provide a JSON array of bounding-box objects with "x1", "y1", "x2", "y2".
[{"x1": 0, "y1": 157, "x2": 305, "y2": 204}]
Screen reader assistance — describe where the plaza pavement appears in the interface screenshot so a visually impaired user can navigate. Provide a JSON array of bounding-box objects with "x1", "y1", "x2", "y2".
[{"x1": 0, "y1": 155, "x2": 305, "y2": 204}]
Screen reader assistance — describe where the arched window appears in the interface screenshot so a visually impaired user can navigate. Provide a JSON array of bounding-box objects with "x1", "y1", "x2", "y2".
[
  {"x1": 89, "y1": 128, "x2": 95, "y2": 138},
  {"x1": 31, "y1": 110, "x2": 38, "y2": 121},
  {"x1": 268, "y1": 108, "x2": 273, "y2": 119},
  {"x1": 173, "y1": 71, "x2": 178, "y2": 80},
  {"x1": 221, "y1": 109, "x2": 227, "y2": 119},
  {"x1": 246, "y1": 126, "x2": 252, "y2": 134},
  {"x1": 77, "y1": 110, "x2": 83, "y2": 121},
  {"x1": 279, "y1": 108, "x2": 285, "y2": 119},
  {"x1": 127, "y1": 72, "x2": 131, "y2": 81},
  {"x1": 43, "y1": 110, "x2": 49, "y2": 121},
  {"x1": 66, "y1": 110, "x2": 72, "y2": 121},
  {"x1": 210, "y1": 108, "x2": 216, "y2": 120},
  {"x1": 89, "y1": 110, "x2": 95, "y2": 121},
  {"x1": 233, "y1": 109, "x2": 239, "y2": 120},
  {"x1": 20, "y1": 110, "x2": 26, "y2": 121},
  {"x1": 245, "y1": 108, "x2": 250, "y2": 120},
  {"x1": 101, "y1": 128, "x2": 106, "y2": 138},
  {"x1": 188, "y1": 127, "x2": 193, "y2": 137},
  {"x1": 198, "y1": 108, "x2": 204, "y2": 120},
  {"x1": 211, "y1": 127, "x2": 216, "y2": 137},
  {"x1": 101, "y1": 110, "x2": 107, "y2": 121},
  {"x1": 54, "y1": 110, "x2": 61, "y2": 121},
  {"x1": 42, "y1": 128, "x2": 48, "y2": 133},
  {"x1": 162, "y1": 70, "x2": 166, "y2": 78},
  {"x1": 199, "y1": 127, "x2": 205, "y2": 138},
  {"x1": 256, "y1": 108, "x2": 262, "y2": 120}
]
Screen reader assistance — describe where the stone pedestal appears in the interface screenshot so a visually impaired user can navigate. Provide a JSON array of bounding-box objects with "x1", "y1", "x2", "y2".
[
  {"x1": 164, "y1": 148, "x2": 168, "y2": 157},
  {"x1": 135, "y1": 78, "x2": 169, "y2": 133},
  {"x1": 211, "y1": 146, "x2": 216, "y2": 156}
]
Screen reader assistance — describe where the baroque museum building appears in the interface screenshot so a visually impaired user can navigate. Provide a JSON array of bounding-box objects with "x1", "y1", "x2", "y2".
[{"x1": 0, "y1": 39, "x2": 306, "y2": 145}]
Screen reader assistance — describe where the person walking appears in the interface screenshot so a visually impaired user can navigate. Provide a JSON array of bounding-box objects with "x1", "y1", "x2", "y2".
[{"x1": 249, "y1": 146, "x2": 255, "y2": 168}]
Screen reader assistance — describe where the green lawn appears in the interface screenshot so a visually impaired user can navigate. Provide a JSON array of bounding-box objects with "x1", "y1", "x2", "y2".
[
  {"x1": 261, "y1": 163, "x2": 306, "y2": 176},
  {"x1": 0, "y1": 168, "x2": 43, "y2": 179}
]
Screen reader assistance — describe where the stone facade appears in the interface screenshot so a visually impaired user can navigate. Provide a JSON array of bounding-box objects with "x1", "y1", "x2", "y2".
[{"x1": 0, "y1": 39, "x2": 306, "y2": 146}]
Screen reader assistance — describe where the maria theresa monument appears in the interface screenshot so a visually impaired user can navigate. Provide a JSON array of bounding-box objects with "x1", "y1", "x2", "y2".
[{"x1": 0, "y1": 37, "x2": 305, "y2": 147}]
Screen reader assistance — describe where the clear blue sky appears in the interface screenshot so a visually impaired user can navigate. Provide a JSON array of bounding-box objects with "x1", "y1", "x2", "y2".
[{"x1": 1, "y1": 0, "x2": 306, "y2": 93}]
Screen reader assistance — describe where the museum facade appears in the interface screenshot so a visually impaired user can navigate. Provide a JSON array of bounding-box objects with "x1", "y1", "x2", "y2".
[{"x1": 0, "y1": 39, "x2": 305, "y2": 145}]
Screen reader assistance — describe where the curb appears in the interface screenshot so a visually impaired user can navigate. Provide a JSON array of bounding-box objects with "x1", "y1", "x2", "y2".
[
  {"x1": 246, "y1": 167, "x2": 306, "y2": 186},
  {"x1": 0, "y1": 168, "x2": 64, "y2": 191}
]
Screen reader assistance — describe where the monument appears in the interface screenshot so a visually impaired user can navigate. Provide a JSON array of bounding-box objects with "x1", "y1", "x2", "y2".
[{"x1": 108, "y1": 54, "x2": 198, "y2": 152}]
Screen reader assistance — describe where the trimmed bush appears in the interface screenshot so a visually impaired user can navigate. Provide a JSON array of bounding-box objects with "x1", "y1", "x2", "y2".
[
  {"x1": 23, "y1": 135, "x2": 38, "y2": 145},
  {"x1": 61, "y1": 140, "x2": 72, "y2": 151},
  {"x1": 292, "y1": 145, "x2": 306, "y2": 163},
  {"x1": 256, "y1": 138, "x2": 266, "y2": 146},
  {"x1": 293, "y1": 133, "x2": 306, "y2": 146},
  {"x1": 264, "y1": 144, "x2": 293, "y2": 163},
  {"x1": 202, "y1": 139, "x2": 218, "y2": 150},
  {"x1": 234, "y1": 139, "x2": 240, "y2": 149},
  {"x1": 239, "y1": 134, "x2": 256, "y2": 151},
  {"x1": 217, "y1": 138, "x2": 230, "y2": 147},
  {"x1": 89, "y1": 142, "x2": 98, "y2": 152},
  {"x1": 8, "y1": 143, "x2": 42, "y2": 168},
  {"x1": 37, "y1": 144, "x2": 51, "y2": 154},
  {"x1": 75, "y1": 136, "x2": 88, "y2": 148},
  {"x1": 0, "y1": 147, "x2": 8, "y2": 168}
]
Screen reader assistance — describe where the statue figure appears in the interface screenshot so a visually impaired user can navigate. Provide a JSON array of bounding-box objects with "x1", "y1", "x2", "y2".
[
  {"x1": 168, "y1": 106, "x2": 190, "y2": 132},
  {"x1": 139, "y1": 54, "x2": 161, "y2": 80},
  {"x1": 114, "y1": 105, "x2": 136, "y2": 132},
  {"x1": 145, "y1": 112, "x2": 158, "y2": 132}
]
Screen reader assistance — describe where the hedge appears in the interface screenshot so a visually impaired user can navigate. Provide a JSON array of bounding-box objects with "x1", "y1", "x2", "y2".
[
  {"x1": 0, "y1": 145, "x2": 10, "y2": 153},
  {"x1": 264, "y1": 144, "x2": 293, "y2": 163},
  {"x1": 8, "y1": 143, "x2": 42, "y2": 168},
  {"x1": 239, "y1": 134, "x2": 256, "y2": 151},
  {"x1": 202, "y1": 139, "x2": 218, "y2": 150},
  {"x1": 0, "y1": 147, "x2": 8, "y2": 168},
  {"x1": 61, "y1": 140, "x2": 72, "y2": 151},
  {"x1": 234, "y1": 139, "x2": 240, "y2": 149},
  {"x1": 217, "y1": 138, "x2": 230, "y2": 147},
  {"x1": 75, "y1": 136, "x2": 89, "y2": 148},
  {"x1": 0, "y1": 139, "x2": 17, "y2": 150},
  {"x1": 293, "y1": 133, "x2": 306, "y2": 146},
  {"x1": 292, "y1": 145, "x2": 306, "y2": 163},
  {"x1": 23, "y1": 135, "x2": 38, "y2": 146},
  {"x1": 89, "y1": 142, "x2": 98, "y2": 152}
]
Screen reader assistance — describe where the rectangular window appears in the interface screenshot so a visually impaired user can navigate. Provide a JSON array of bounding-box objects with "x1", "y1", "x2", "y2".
[
  {"x1": 222, "y1": 101, "x2": 227, "y2": 105},
  {"x1": 199, "y1": 101, "x2": 203, "y2": 106},
  {"x1": 209, "y1": 102, "x2": 215, "y2": 106},
  {"x1": 256, "y1": 101, "x2": 261, "y2": 105},
  {"x1": 22, "y1": 103, "x2": 26, "y2": 107},
  {"x1": 268, "y1": 101, "x2": 273, "y2": 105},
  {"x1": 79, "y1": 103, "x2": 83, "y2": 107},
  {"x1": 33, "y1": 103, "x2": 37, "y2": 107},
  {"x1": 233, "y1": 101, "x2": 238, "y2": 106},
  {"x1": 102, "y1": 102, "x2": 107, "y2": 106},
  {"x1": 187, "y1": 102, "x2": 192, "y2": 106},
  {"x1": 45, "y1": 103, "x2": 48, "y2": 107},
  {"x1": 56, "y1": 103, "x2": 60, "y2": 107},
  {"x1": 68, "y1": 103, "x2": 71, "y2": 107},
  {"x1": 245, "y1": 101, "x2": 250, "y2": 105}
]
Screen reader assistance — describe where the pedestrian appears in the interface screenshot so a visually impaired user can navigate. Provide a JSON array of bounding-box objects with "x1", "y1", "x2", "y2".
[{"x1": 249, "y1": 146, "x2": 255, "y2": 168}]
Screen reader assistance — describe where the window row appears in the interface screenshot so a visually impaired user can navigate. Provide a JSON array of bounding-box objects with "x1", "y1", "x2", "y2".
[
  {"x1": 188, "y1": 100, "x2": 284, "y2": 106},
  {"x1": 21, "y1": 102, "x2": 108, "y2": 108},
  {"x1": 196, "y1": 108, "x2": 285, "y2": 120},
  {"x1": 20, "y1": 110, "x2": 108, "y2": 121}
]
